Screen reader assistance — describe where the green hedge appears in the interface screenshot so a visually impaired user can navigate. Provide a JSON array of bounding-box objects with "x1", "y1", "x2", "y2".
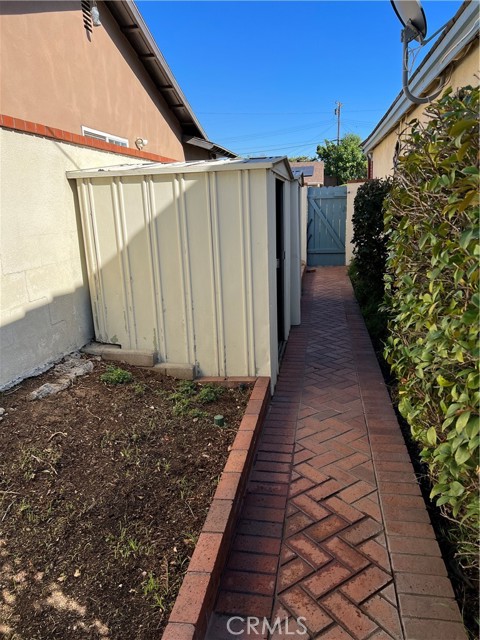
[{"x1": 384, "y1": 86, "x2": 479, "y2": 567}]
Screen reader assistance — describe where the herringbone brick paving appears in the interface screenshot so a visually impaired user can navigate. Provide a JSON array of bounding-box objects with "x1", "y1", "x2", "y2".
[{"x1": 206, "y1": 267, "x2": 465, "y2": 640}]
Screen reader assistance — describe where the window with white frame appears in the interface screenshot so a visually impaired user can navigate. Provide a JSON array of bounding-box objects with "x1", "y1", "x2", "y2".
[{"x1": 81, "y1": 126, "x2": 128, "y2": 147}]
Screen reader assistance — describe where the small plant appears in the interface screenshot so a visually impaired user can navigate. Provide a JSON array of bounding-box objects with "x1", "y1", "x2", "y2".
[
  {"x1": 189, "y1": 408, "x2": 207, "y2": 419},
  {"x1": 182, "y1": 531, "x2": 198, "y2": 547},
  {"x1": 141, "y1": 569, "x2": 170, "y2": 612},
  {"x1": 105, "y1": 523, "x2": 150, "y2": 559},
  {"x1": 157, "y1": 458, "x2": 171, "y2": 474},
  {"x1": 18, "y1": 446, "x2": 61, "y2": 480},
  {"x1": 197, "y1": 383, "x2": 224, "y2": 405},
  {"x1": 18, "y1": 498, "x2": 38, "y2": 524},
  {"x1": 133, "y1": 383, "x2": 146, "y2": 395},
  {"x1": 100, "y1": 366, "x2": 133, "y2": 385},
  {"x1": 172, "y1": 398, "x2": 192, "y2": 417}
]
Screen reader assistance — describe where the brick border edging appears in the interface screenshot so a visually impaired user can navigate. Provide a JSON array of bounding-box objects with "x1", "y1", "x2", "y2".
[{"x1": 161, "y1": 377, "x2": 271, "y2": 640}]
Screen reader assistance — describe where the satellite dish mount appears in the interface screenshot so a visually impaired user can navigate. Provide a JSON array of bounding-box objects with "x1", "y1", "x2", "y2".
[{"x1": 391, "y1": 0, "x2": 445, "y2": 105}]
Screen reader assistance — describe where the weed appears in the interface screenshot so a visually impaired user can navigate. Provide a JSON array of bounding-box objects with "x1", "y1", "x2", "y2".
[
  {"x1": 172, "y1": 398, "x2": 191, "y2": 417},
  {"x1": 197, "y1": 384, "x2": 224, "y2": 404},
  {"x1": 100, "y1": 430, "x2": 115, "y2": 449},
  {"x1": 157, "y1": 458, "x2": 171, "y2": 474},
  {"x1": 177, "y1": 476, "x2": 192, "y2": 501},
  {"x1": 133, "y1": 383, "x2": 146, "y2": 395},
  {"x1": 105, "y1": 522, "x2": 151, "y2": 560},
  {"x1": 182, "y1": 531, "x2": 198, "y2": 547},
  {"x1": 100, "y1": 366, "x2": 133, "y2": 385},
  {"x1": 141, "y1": 571, "x2": 168, "y2": 612},
  {"x1": 18, "y1": 446, "x2": 61, "y2": 480},
  {"x1": 18, "y1": 498, "x2": 38, "y2": 524},
  {"x1": 168, "y1": 381, "x2": 223, "y2": 416},
  {"x1": 177, "y1": 381, "x2": 197, "y2": 396},
  {"x1": 189, "y1": 408, "x2": 207, "y2": 419}
]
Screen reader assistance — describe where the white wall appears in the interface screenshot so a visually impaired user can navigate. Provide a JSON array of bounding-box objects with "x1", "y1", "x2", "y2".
[
  {"x1": 300, "y1": 185, "x2": 308, "y2": 266},
  {"x1": 0, "y1": 129, "x2": 142, "y2": 389}
]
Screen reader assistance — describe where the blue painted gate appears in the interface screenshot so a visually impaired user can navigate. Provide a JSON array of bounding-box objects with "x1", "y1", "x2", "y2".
[{"x1": 307, "y1": 185, "x2": 347, "y2": 266}]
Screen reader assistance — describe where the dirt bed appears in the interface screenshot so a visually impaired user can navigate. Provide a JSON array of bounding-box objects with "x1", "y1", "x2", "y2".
[{"x1": 0, "y1": 356, "x2": 251, "y2": 639}]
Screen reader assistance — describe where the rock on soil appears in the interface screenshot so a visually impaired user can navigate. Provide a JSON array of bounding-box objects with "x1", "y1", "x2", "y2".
[{"x1": 28, "y1": 353, "x2": 94, "y2": 401}]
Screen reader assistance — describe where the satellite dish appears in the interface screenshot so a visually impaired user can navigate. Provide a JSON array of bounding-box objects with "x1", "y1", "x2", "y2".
[
  {"x1": 390, "y1": 0, "x2": 447, "y2": 104},
  {"x1": 391, "y1": 0, "x2": 427, "y2": 43}
]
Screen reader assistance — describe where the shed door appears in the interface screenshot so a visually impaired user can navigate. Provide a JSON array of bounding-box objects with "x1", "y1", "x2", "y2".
[{"x1": 307, "y1": 185, "x2": 347, "y2": 266}]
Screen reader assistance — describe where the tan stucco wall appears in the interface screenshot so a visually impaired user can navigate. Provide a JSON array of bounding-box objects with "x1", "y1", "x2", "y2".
[
  {"x1": 371, "y1": 43, "x2": 479, "y2": 178},
  {"x1": 0, "y1": 128, "x2": 147, "y2": 389},
  {"x1": 0, "y1": 1, "x2": 189, "y2": 161},
  {"x1": 346, "y1": 182, "x2": 365, "y2": 264}
]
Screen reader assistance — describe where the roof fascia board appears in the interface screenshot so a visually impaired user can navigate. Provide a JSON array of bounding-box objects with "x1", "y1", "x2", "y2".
[{"x1": 363, "y1": 2, "x2": 478, "y2": 152}]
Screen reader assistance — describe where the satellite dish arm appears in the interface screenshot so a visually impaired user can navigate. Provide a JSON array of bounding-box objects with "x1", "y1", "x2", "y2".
[{"x1": 402, "y1": 28, "x2": 444, "y2": 105}]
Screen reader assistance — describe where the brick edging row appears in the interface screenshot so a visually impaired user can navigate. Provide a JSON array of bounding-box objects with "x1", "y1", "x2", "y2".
[
  {"x1": 161, "y1": 377, "x2": 271, "y2": 640},
  {"x1": 0, "y1": 113, "x2": 177, "y2": 163}
]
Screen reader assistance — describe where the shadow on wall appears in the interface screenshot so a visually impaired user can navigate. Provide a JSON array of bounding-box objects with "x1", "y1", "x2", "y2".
[
  {"x1": 0, "y1": 181, "x2": 94, "y2": 390},
  {"x1": 0, "y1": 286, "x2": 94, "y2": 390}
]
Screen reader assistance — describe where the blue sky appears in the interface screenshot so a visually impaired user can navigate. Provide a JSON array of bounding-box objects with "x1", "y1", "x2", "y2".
[{"x1": 137, "y1": 1, "x2": 462, "y2": 158}]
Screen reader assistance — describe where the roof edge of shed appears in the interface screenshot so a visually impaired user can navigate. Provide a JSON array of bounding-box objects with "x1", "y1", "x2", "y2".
[{"x1": 66, "y1": 156, "x2": 295, "y2": 180}]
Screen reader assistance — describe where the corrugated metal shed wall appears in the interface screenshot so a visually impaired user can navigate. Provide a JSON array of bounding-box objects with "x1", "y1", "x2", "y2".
[{"x1": 76, "y1": 163, "x2": 300, "y2": 382}]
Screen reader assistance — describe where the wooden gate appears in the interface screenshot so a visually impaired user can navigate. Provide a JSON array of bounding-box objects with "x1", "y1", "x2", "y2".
[{"x1": 307, "y1": 185, "x2": 347, "y2": 266}]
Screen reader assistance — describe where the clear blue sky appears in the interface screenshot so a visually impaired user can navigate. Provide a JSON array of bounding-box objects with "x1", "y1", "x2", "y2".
[{"x1": 137, "y1": 0, "x2": 462, "y2": 158}]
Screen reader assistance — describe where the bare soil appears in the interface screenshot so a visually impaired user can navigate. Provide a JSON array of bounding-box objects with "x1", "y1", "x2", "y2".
[{"x1": 0, "y1": 356, "x2": 251, "y2": 639}]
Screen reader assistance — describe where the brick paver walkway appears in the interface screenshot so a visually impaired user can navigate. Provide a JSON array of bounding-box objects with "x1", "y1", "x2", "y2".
[{"x1": 206, "y1": 267, "x2": 466, "y2": 640}]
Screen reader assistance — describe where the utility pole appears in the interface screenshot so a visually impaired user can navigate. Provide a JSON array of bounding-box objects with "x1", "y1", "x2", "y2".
[{"x1": 335, "y1": 101, "x2": 343, "y2": 145}]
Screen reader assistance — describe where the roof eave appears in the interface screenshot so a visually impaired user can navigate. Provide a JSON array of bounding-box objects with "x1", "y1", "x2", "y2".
[
  {"x1": 182, "y1": 135, "x2": 238, "y2": 159},
  {"x1": 104, "y1": 0, "x2": 208, "y2": 140}
]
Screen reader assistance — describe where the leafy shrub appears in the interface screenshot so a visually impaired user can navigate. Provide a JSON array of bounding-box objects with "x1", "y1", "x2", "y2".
[
  {"x1": 352, "y1": 178, "x2": 392, "y2": 303},
  {"x1": 349, "y1": 178, "x2": 392, "y2": 349},
  {"x1": 100, "y1": 366, "x2": 133, "y2": 384},
  {"x1": 384, "y1": 86, "x2": 479, "y2": 568}
]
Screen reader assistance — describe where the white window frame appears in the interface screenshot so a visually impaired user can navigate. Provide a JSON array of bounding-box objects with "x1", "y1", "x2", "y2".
[{"x1": 81, "y1": 125, "x2": 129, "y2": 148}]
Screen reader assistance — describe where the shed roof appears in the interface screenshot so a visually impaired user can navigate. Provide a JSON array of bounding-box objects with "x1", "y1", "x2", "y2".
[{"x1": 67, "y1": 156, "x2": 296, "y2": 180}]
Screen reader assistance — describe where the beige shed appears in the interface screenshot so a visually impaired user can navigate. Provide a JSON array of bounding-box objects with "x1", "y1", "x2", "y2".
[{"x1": 67, "y1": 157, "x2": 302, "y2": 389}]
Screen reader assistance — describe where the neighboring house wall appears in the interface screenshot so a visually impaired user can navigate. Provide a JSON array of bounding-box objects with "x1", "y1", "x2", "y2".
[
  {"x1": 369, "y1": 41, "x2": 478, "y2": 178},
  {"x1": 289, "y1": 161, "x2": 325, "y2": 187},
  {"x1": 0, "y1": 128, "x2": 152, "y2": 388},
  {"x1": 0, "y1": 0, "x2": 191, "y2": 161}
]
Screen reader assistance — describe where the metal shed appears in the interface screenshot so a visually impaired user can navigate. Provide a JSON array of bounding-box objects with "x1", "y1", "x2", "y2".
[{"x1": 67, "y1": 157, "x2": 302, "y2": 389}]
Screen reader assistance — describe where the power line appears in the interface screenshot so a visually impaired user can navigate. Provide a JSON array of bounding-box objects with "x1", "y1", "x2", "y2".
[
  {"x1": 198, "y1": 109, "x2": 385, "y2": 116},
  {"x1": 219, "y1": 119, "x2": 335, "y2": 143},
  {"x1": 236, "y1": 124, "x2": 336, "y2": 156}
]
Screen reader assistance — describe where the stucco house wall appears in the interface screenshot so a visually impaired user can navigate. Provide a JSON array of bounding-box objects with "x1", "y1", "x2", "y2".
[
  {"x1": 0, "y1": 0, "x2": 189, "y2": 161},
  {"x1": 0, "y1": 129, "x2": 158, "y2": 388},
  {"x1": 370, "y1": 45, "x2": 479, "y2": 178},
  {"x1": 345, "y1": 181, "x2": 365, "y2": 265}
]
